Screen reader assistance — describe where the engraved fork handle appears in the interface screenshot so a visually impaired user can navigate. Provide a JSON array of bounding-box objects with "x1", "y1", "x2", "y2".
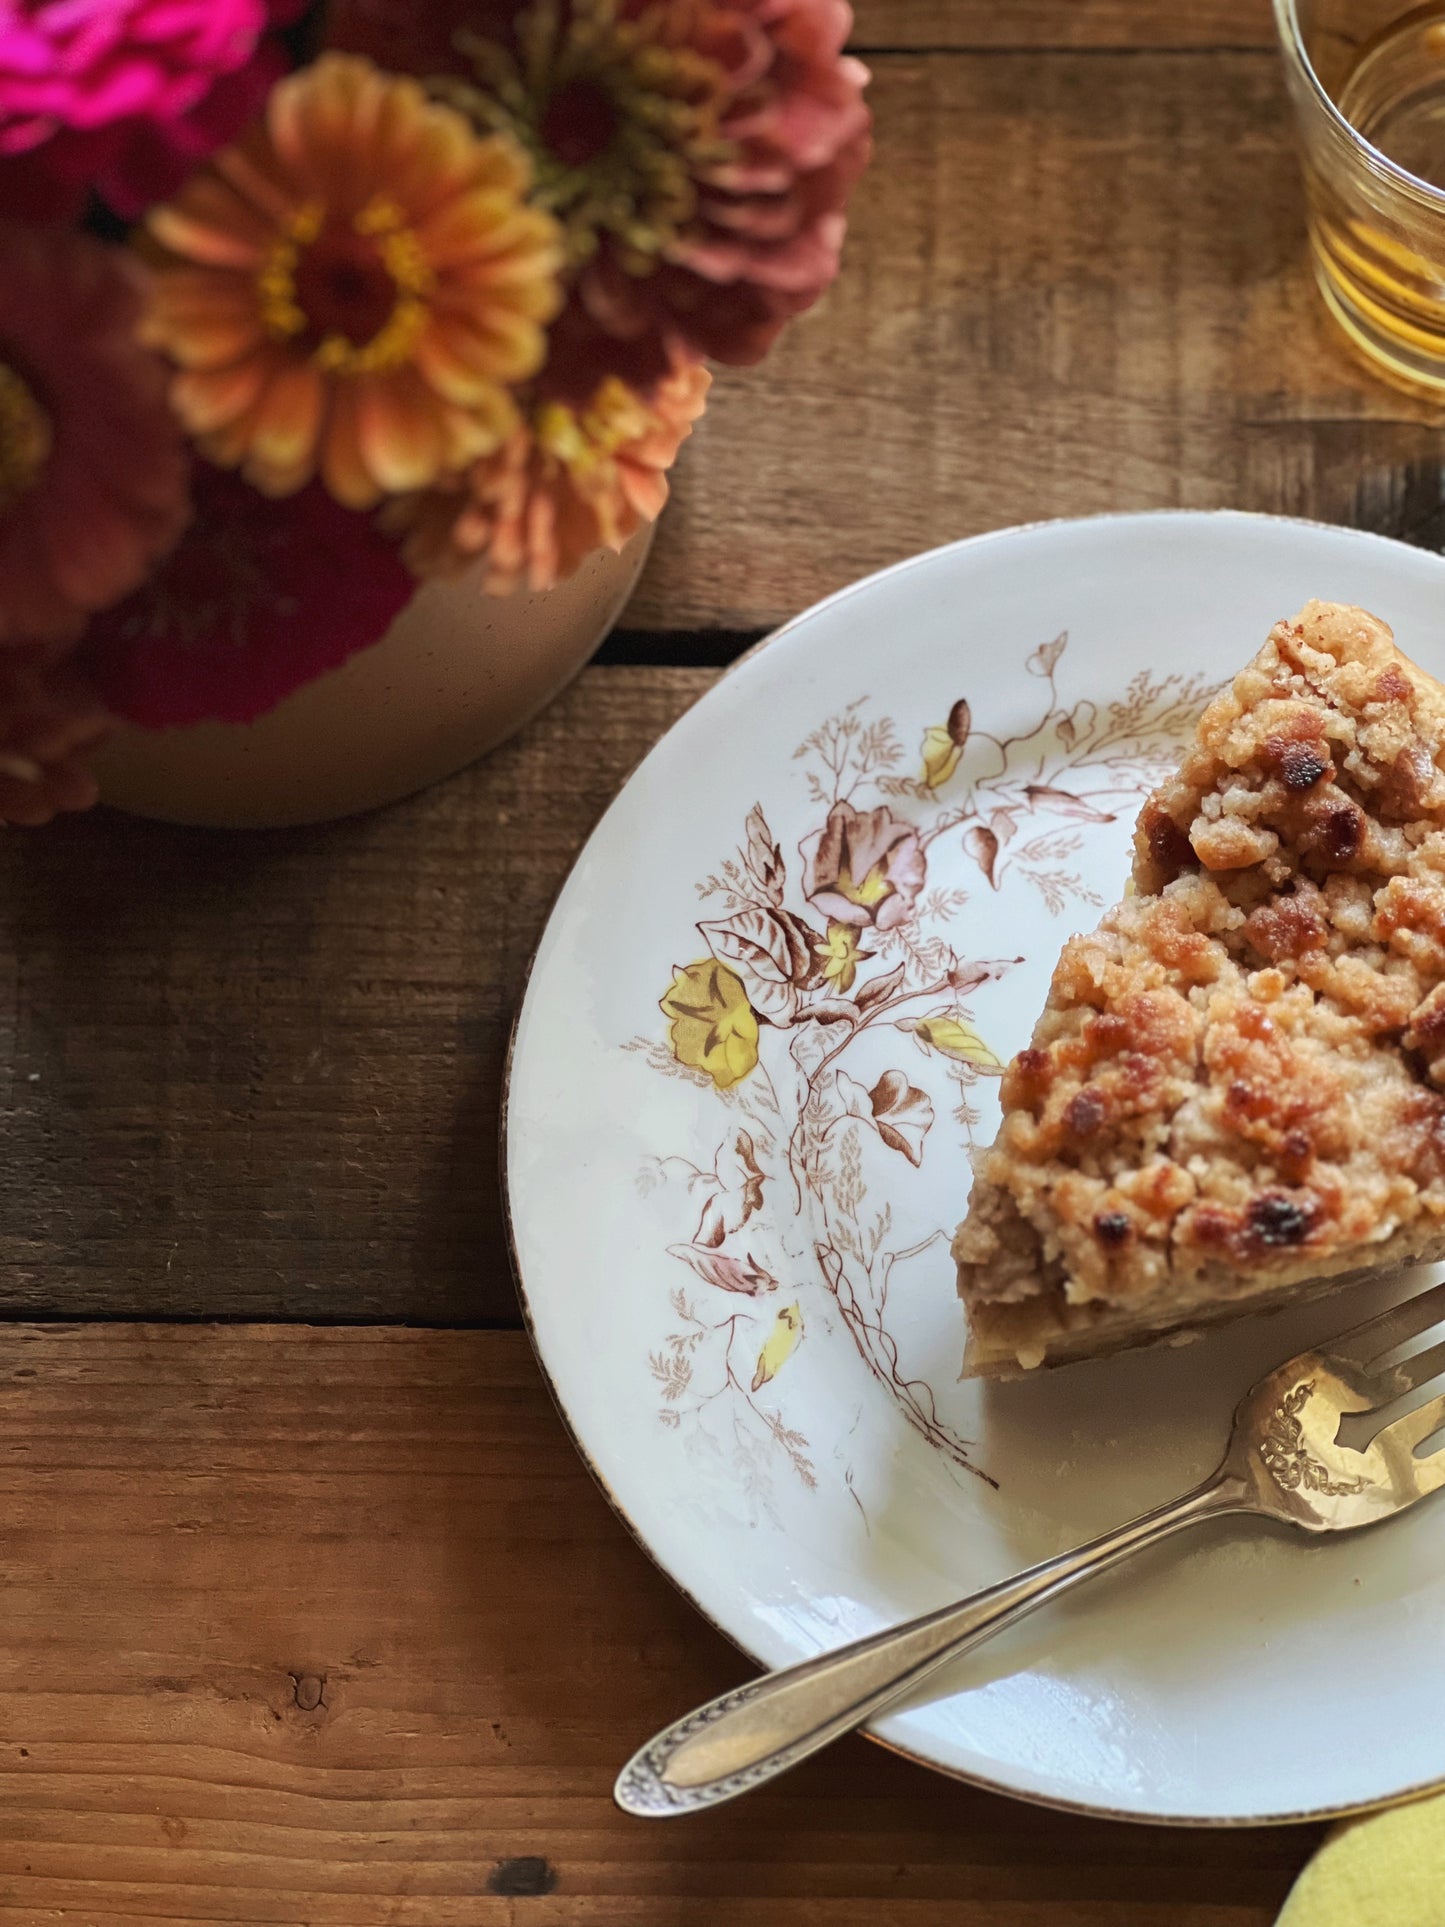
[{"x1": 615, "y1": 1472, "x2": 1252, "y2": 1816}]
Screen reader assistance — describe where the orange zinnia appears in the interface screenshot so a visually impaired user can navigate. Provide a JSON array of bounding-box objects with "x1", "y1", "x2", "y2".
[
  {"x1": 395, "y1": 359, "x2": 709, "y2": 594},
  {"x1": 143, "y1": 52, "x2": 564, "y2": 508}
]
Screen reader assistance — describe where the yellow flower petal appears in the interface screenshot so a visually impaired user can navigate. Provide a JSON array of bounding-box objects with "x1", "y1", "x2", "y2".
[
  {"x1": 411, "y1": 315, "x2": 499, "y2": 405},
  {"x1": 147, "y1": 276, "x2": 265, "y2": 369},
  {"x1": 817, "y1": 920, "x2": 866, "y2": 992},
  {"x1": 247, "y1": 358, "x2": 325, "y2": 480},
  {"x1": 752, "y1": 1303, "x2": 803, "y2": 1392},
  {"x1": 149, "y1": 198, "x2": 267, "y2": 270},
  {"x1": 319, "y1": 381, "x2": 376, "y2": 509},
  {"x1": 438, "y1": 388, "x2": 512, "y2": 468},
  {"x1": 660, "y1": 960, "x2": 759, "y2": 1091},
  {"x1": 353, "y1": 369, "x2": 449, "y2": 494},
  {"x1": 170, "y1": 355, "x2": 271, "y2": 433},
  {"x1": 920, "y1": 724, "x2": 963, "y2": 790}
]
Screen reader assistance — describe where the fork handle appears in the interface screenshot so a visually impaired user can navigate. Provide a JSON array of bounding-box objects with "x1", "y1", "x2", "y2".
[{"x1": 615, "y1": 1471, "x2": 1252, "y2": 1815}]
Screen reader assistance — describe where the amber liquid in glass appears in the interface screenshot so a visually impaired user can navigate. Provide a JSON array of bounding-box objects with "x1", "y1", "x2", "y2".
[{"x1": 1306, "y1": 0, "x2": 1445, "y2": 388}]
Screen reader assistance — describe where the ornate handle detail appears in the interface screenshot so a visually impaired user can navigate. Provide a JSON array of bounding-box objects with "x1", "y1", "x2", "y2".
[{"x1": 615, "y1": 1473, "x2": 1251, "y2": 1816}]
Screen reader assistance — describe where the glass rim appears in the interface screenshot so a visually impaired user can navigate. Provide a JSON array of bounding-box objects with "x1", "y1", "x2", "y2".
[{"x1": 1272, "y1": 0, "x2": 1445, "y2": 209}]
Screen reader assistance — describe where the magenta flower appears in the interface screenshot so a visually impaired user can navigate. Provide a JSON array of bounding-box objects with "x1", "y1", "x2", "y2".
[
  {"x1": 80, "y1": 462, "x2": 415, "y2": 728},
  {"x1": 803, "y1": 800, "x2": 926, "y2": 931},
  {"x1": 0, "y1": 0, "x2": 300, "y2": 220},
  {"x1": 580, "y1": 0, "x2": 873, "y2": 366}
]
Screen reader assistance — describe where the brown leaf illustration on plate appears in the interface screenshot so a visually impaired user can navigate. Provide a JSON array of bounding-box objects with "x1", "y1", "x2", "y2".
[
  {"x1": 667, "y1": 1243, "x2": 778, "y2": 1295},
  {"x1": 805, "y1": 997, "x2": 864, "y2": 1025},
  {"x1": 1024, "y1": 783, "x2": 1116, "y2": 822},
  {"x1": 949, "y1": 955, "x2": 1022, "y2": 994},
  {"x1": 694, "y1": 1129, "x2": 767, "y2": 1245},
  {"x1": 963, "y1": 823, "x2": 1000, "y2": 887},
  {"x1": 1026, "y1": 632, "x2": 1067, "y2": 678},
  {"x1": 855, "y1": 960, "x2": 907, "y2": 1013},
  {"x1": 866, "y1": 1069, "x2": 934, "y2": 1165},
  {"x1": 744, "y1": 803, "x2": 786, "y2": 903},
  {"x1": 699, "y1": 907, "x2": 811, "y2": 1021},
  {"x1": 836, "y1": 1068, "x2": 935, "y2": 1166}
]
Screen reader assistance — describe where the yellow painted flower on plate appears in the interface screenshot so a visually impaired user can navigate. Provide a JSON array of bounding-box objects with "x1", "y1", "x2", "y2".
[
  {"x1": 816, "y1": 920, "x2": 871, "y2": 994},
  {"x1": 143, "y1": 53, "x2": 564, "y2": 508},
  {"x1": 751, "y1": 1303, "x2": 803, "y2": 1393},
  {"x1": 919, "y1": 700, "x2": 971, "y2": 789},
  {"x1": 660, "y1": 959, "x2": 758, "y2": 1090}
]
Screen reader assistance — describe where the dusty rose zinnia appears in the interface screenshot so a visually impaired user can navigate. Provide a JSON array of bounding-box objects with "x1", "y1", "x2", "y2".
[
  {"x1": 0, "y1": 0, "x2": 300, "y2": 220},
  {"x1": 332, "y1": 0, "x2": 872, "y2": 366},
  {"x1": 143, "y1": 53, "x2": 564, "y2": 509},
  {"x1": 81, "y1": 462, "x2": 415, "y2": 728},
  {"x1": 394, "y1": 358, "x2": 709, "y2": 593},
  {"x1": 0, "y1": 224, "x2": 190, "y2": 647},
  {"x1": 0, "y1": 646, "x2": 112, "y2": 828}
]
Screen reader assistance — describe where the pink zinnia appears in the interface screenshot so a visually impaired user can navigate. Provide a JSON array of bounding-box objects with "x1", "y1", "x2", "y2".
[
  {"x1": 0, "y1": 0, "x2": 300, "y2": 220},
  {"x1": 0, "y1": 223, "x2": 189, "y2": 646},
  {"x1": 81, "y1": 462, "x2": 416, "y2": 728},
  {"x1": 329, "y1": 0, "x2": 872, "y2": 368}
]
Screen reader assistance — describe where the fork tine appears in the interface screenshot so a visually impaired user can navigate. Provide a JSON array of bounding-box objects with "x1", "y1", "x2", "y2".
[
  {"x1": 1378, "y1": 1388, "x2": 1445, "y2": 1456},
  {"x1": 1322, "y1": 1277, "x2": 1445, "y2": 1374},
  {"x1": 1372, "y1": 1335, "x2": 1445, "y2": 1402}
]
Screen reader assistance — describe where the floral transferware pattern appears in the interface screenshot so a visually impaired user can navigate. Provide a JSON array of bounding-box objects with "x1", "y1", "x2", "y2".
[{"x1": 629, "y1": 633, "x2": 1213, "y2": 1504}]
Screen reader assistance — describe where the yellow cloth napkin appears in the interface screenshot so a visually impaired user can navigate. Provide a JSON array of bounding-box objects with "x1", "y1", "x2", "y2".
[{"x1": 1278, "y1": 1795, "x2": 1445, "y2": 1925}]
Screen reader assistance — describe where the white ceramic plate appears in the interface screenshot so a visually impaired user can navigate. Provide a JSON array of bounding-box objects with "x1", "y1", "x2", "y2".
[{"x1": 506, "y1": 512, "x2": 1445, "y2": 1825}]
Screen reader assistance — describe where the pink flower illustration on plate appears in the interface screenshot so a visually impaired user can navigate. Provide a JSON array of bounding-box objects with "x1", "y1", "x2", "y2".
[{"x1": 803, "y1": 799, "x2": 926, "y2": 930}]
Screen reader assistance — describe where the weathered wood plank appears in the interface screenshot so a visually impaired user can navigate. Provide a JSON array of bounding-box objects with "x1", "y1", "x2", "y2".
[
  {"x1": 628, "y1": 50, "x2": 1444, "y2": 633},
  {"x1": 0, "y1": 669, "x2": 712, "y2": 1323},
  {"x1": 0, "y1": 1323, "x2": 1314, "y2": 1923},
  {"x1": 850, "y1": 1, "x2": 1273, "y2": 49}
]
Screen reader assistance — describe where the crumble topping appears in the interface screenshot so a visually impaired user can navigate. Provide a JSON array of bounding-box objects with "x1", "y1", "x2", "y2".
[{"x1": 955, "y1": 601, "x2": 1445, "y2": 1372}]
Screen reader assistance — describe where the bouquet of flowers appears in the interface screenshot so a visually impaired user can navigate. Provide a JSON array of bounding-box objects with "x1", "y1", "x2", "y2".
[{"x1": 0, "y1": 0, "x2": 871, "y2": 824}]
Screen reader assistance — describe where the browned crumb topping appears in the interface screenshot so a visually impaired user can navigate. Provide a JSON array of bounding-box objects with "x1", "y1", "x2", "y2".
[{"x1": 955, "y1": 600, "x2": 1445, "y2": 1370}]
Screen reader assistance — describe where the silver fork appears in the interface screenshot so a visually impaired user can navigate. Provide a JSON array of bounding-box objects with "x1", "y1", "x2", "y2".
[{"x1": 616, "y1": 1277, "x2": 1445, "y2": 1816}]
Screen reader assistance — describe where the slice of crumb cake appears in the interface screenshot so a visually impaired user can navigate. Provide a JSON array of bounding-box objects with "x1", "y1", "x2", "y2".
[{"x1": 955, "y1": 599, "x2": 1445, "y2": 1374}]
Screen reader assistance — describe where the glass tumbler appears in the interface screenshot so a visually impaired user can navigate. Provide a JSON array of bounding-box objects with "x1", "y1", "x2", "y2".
[{"x1": 1277, "y1": 0, "x2": 1445, "y2": 393}]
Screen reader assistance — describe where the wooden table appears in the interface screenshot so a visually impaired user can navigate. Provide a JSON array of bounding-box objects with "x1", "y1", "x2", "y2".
[{"x1": 10, "y1": 0, "x2": 1439, "y2": 1915}]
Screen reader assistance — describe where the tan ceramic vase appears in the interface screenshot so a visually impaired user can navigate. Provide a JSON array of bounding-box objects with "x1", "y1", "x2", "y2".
[{"x1": 94, "y1": 526, "x2": 654, "y2": 829}]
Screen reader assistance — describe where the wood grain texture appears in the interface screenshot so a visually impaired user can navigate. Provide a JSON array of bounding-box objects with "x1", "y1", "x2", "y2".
[
  {"x1": 0, "y1": 1322, "x2": 1315, "y2": 1924},
  {"x1": 628, "y1": 50, "x2": 1445, "y2": 632},
  {"x1": 0, "y1": 668, "x2": 711, "y2": 1324},
  {"x1": 7, "y1": 44, "x2": 1438, "y2": 1324},
  {"x1": 850, "y1": 0, "x2": 1273, "y2": 48}
]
